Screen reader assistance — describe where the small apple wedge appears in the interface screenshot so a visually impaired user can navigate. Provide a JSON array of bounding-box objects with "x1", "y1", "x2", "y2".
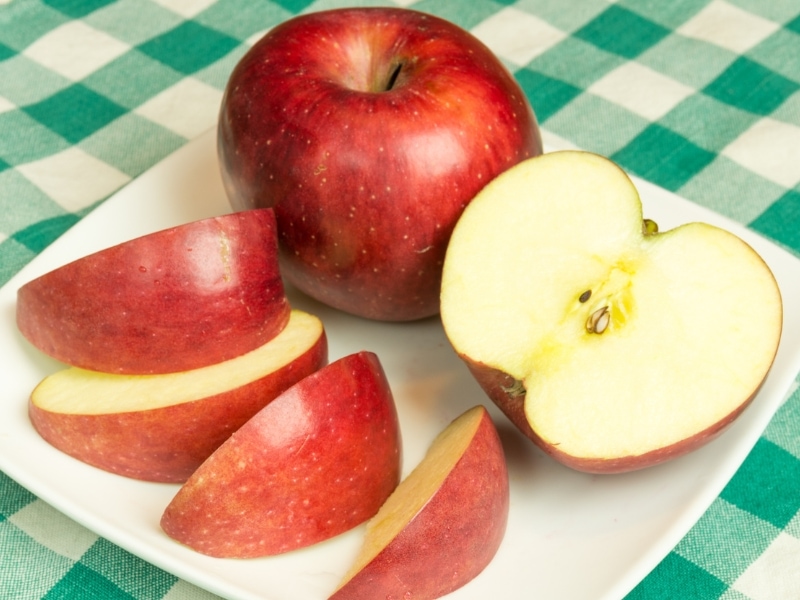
[
  {"x1": 441, "y1": 150, "x2": 783, "y2": 474},
  {"x1": 160, "y1": 351, "x2": 402, "y2": 558},
  {"x1": 329, "y1": 405, "x2": 508, "y2": 600},
  {"x1": 29, "y1": 310, "x2": 327, "y2": 483},
  {"x1": 17, "y1": 208, "x2": 289, "y2": 374}
]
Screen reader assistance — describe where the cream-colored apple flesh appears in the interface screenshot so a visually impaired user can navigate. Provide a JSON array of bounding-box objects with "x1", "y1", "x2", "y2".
[
  {"x1": 29, "y1": 310, "x2": 327, "y2": 482},
  {"x1": 440, "y1": 151, "x2": 783, "y2": 473},
  {"x1": 330, "y1": 405, "x2": 508, "y2": 600}
]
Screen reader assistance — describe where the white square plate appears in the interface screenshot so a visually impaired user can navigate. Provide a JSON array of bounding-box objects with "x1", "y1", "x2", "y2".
[{"x1": 2, "y1": 128, "x2": 799, "y2": 600}]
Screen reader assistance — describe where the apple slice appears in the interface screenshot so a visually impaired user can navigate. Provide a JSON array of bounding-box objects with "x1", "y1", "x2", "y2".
[
  {"x1": 29, "y1": 310, "x2": 327, "y2": 483},
  {"x1": 330, "y1": 405, "x2": 508, "y2": 600},
  {"x1": 440, "y1": 150, "x2": 783, "y2": 474},
  {"x1": 17, "y1": 208, "x2": 290, "y2": 374},
  {"x1": 160, "y1": 351, "x2": 402, "y2": 558}
]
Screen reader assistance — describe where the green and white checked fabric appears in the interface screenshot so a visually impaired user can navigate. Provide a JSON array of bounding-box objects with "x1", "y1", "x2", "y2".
[{"x1": 1, "y1": 0, "x2": 799, "y2": 598}]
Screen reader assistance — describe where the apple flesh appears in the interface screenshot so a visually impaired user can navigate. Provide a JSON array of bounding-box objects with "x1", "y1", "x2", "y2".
[
  {"x1": 29, "y1": 310, "x2": 327, "y2": 483},
  {"x1": 17, "y1": 208, "x2": 289, "y2": 374},
  {"x1": 330, "y1": 405, "x2": 508, "y2": 600},
  {"x1": 440, "y1": 150, "x2": 783, "y2": 473},
  {"x1": 160, "y1": 351, "x2": 402, "y2": 558},
  {"x1": 218, "y1": 7, "x2": 542, "y2": 321}
]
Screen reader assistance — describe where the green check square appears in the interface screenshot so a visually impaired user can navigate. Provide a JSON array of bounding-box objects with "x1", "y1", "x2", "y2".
[
  {"x1": 677, "y1": 155, "x2": 786, "y2": 223},
  {"x1": 0, "y1": 472, "x2": 36, "y2": 517},
  {"x1": 84, "y1": 0, "x2": 184, "y2": 46},
  {"x1": 658, "y1": 94, "x2": 759, "y2": 153},
  {"x1": 720, "y1": 438, "x2": 800, "y2": 529},
  {"x1": 514, "y1": 68, "x2": 582, "y2": 123},
  {"x1": 43, "y1": 0, "x2": 116, "y2": 19},
  {"x1": 43, "y1": 562, "x2": 134, "y2": 600},
  {"x1": 703, "y1": 56, "x2": 800, "y2": 115},
  {"x1": 514, "y1": 0, "x2": 610, "y2": 32},
  {"x1": 0, "y1": 42, "x2": 13, "y2": 62},
  {"x1": 0, "y1": 110, "x2": 70, "y2": 165},
  {"x1": 79, "y1": 113, "x2": 185, "y2": 177},
  {"x1": 615, "y1": 0, "x2": 709, "y2": 29},
  {"x1": 762, "y1": 382, "x2": 800, "y2": 459},
  {"x1": 82, "y1": 50, "x2": 183, "y2": 110},
  {"x1": 0, "y1": 55, "x2": 71, "y2": 106},
  {"x1": 750, "y1": 189, "x2": 800, "y2": 254},
  {"x1": 638, "y1": 34, "x2": 737, "y2": 89},
  {"x1": 137, "y1": 21, "x2": 240, "y2": 75},
  {"x1": 624, "y1": 552, "x2": 727, "y2": 600},
  {"x1": 272, "y1": 0, "x2": 316, "y2": 12},
  {"x1": 526, "y1": 36, "x2": 625, "y2": 89},
  {"x1": 23, "y1": 84, "x2": 126, "y2": 145},
  {"x1": 0, "y1": 3, "x2": 67, "y2": 51},
  {"x1": 409, "y1": 0, "x2": 506, "y2": 30},
  {"x1": 543, "y1": 93, "x2": 649, "y2": 155},
  {"x1": 573, "y1": 5, "x2": 671, "y2": 59},
  {"x1": 0, "y1": 238, "x2": 37, "y2": 287},
  {"x1": 611, "y1": 124, "x2": 716, "y2": 191},
  {"x1": 736, "y1": 0, "x2": 800, "y2": 23},
  {"x1": 80, "y1": 538, "x2": 176, "y2": 600},
  {"x1": 0, "y1": 520, "x2": 76, "y2": 599},
  {"x1": 0, "y1": 169, "x2": 73, "y2": 234},
  {"x1": 746, "y1": 28, "x2": 800, "y2": 85},
  {"x1": 674, "y1": 498, "x2": 780, "y2": 584},
  {"x1": 194, "y1": 0, "x2": 293, "y2": 41},
  {"x1": 12, "y1": 214, "x2": 82, "y2": 254}
]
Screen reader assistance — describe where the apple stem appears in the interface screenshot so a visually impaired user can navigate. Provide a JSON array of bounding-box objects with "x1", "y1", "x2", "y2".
[{"x1": 385, "y1": 62, "x2": 403, "y2": 92}]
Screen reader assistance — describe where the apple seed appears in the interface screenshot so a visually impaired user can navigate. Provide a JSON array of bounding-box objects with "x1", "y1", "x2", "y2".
[
  {"x1": 579, "y1": 290, "x2": 592, "y2": 303},
  {"x1": 586, "y1": 306, "x2": 610, "y2": 334}
]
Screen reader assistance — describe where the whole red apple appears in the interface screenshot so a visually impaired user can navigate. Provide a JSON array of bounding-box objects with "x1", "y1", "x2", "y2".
[{"x1": 218, "y1": 7, "x2": 542, "y2": 321}]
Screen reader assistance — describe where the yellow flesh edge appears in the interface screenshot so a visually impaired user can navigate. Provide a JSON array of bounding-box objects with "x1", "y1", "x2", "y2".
[
  {"x1": 31, "y1": 310, "x2": 322, "y2": 415},
  {"x1": 441, "y1": 151, "x2": 783, "y2": 460},
  {"x1": 336, "y1": 406, "x2": 484, "y2": 589}
]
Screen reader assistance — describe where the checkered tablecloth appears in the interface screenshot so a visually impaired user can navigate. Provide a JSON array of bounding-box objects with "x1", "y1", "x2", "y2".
[{"x1": 2, "y1": 0, "x2": 800, "y2": 598}]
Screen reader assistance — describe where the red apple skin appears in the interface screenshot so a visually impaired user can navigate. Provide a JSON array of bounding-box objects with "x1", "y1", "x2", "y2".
[
  {"x1": 218, "y1": 7, "x2": 542, "y2": 321},
  {"x1": 16, "y1": 209, "x2": 289, "y2": 374},
  {"x1": 462, "y1": 356, "x2": 764, "y2": 474},
  {"x1": 329, "y1": 405, "x2": 508, "y2": 600},
  {"x1": 160, "y1": 351, "x2": 402, "y2": 558},
  {"x1": 28, "y1": 329, "x2": 328, "y2": 483}
]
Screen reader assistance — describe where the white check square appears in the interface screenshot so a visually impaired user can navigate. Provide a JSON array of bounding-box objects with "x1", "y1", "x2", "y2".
[
  {"x1": 677, "y1": 0, "x2": 780, "y2": 53},
  {"x1": 471, "y1": 7, "x2": 566, "y2": 66},
  {"x1": 23, "y1": 21, "x2": 131, "y2": 81}
]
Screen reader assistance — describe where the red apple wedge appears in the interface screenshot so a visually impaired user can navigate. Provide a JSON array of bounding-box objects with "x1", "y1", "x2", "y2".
[
  {"x1": 329, "y1": 405, "x2": 508, "y2": 600},
  {"x1": 17, "y1": 208, "x2": 290, "y2": 374},
  {"x1": 440, "y1": 150, "x2": 783, "y2": 474},
  {"x1": 29, "y1": 310, "x2": 327, "y2": 483},
  {"x1": 218, "y1": 7, "x2": 541, "y2": 321},
  {"x1": 160, "y1": 351, "x2": 402, "y2": 558}
]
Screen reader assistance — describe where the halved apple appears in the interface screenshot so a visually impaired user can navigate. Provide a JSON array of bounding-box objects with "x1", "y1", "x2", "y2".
[
  {"x1": 330, "y1": 405, "x2": 508, "y2": 600},
  {"x1": 29, "y1": 310, "x2": 327, "y2": 483},
  {"x1": 160, "y1": 351, "x2": 402, "y2": 558},
  {"x1": 440, "y1": 150, "x2": 783, "y2": 473},
  {"x1": 17, "y1": 208, "x2": 289, "y2": 374}
]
